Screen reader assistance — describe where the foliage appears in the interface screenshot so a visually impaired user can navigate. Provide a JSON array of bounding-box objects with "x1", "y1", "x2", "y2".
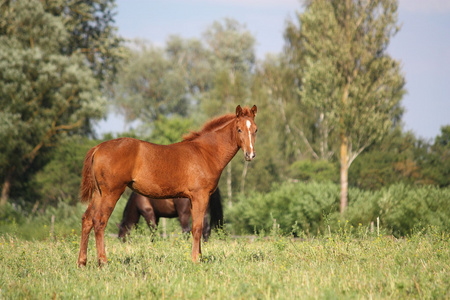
[
  {"x1": 113, "y1": 40, "x2": 193, "y2": 122},
  {"x1": 288, "y1": 160, "x2": 338, "y2": 183},
  {"x1": 202, "y1": 18, "x2": 256, "y2": 115},
  {"x1": 418, "y1": 125, "x2": 450, "y2": 187},
  {"x1": 140, "y1": 115, "x2": 195, "y2": 145},
  {"x1": 43, "y1": 0, "x2": 125, "y2": 83},
  {"x1": 253, "y1": 55, "x2": 306, "y2": 163},
  {"x1": 350, "y1": 126, "x2": 450, "y2": 189},
  {"x1": 292, "y1": 0, "x2": 405, "y2": 159},
  {"x1": 33, "y1": 136, "x2": 99, "y2": 206},
  {"x1": 284, "y1": 0, "x2": 406, "y2": 211},
  {"x1": 349, "y1": 129, "x2": 422, "y2": 189},
  {"x1": 0, "y1": 230, "x2": 448, "y2": 299},
  {"x1": 346, "y1": 184, "x2": 450, "y2": 236},
  {"x1": 0, "y1": 0, "x2": 123, "y2": 204},
  {"x1": 228, "y1": 181, "x2": 450, "y2": 237},
  {"x1": 228, "y1": 181, "x2": 340, "y2": 235}
]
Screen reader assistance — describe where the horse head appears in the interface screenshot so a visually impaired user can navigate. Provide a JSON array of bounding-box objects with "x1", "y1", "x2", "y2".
[{"x1": 235, "y1": 105, "x2": 258, "y2": 161}]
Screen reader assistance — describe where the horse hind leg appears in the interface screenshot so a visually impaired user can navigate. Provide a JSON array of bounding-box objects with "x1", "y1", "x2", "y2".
[
  {"x1": 77, "y1": 202, "x2": 95, "y2": 267},
  {"x1": 78, "y1": 189, "x2": 124, "y2": 267},
  {"x1": 93, "y1": 191, "x2": 124, "y2": 266}
]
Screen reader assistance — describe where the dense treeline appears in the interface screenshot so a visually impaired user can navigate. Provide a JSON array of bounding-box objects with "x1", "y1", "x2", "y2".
[{"x1": 1, "y1": 0, "x2": 449, "y2": 236}]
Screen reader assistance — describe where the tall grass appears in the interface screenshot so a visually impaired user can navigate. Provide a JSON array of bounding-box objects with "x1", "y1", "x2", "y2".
[
  {"x1": 1, "y1": 226, "x2": 448, "y2": 299},
  {"x1": 1, "y1": 182, "x2": 448, "y2": 298}
]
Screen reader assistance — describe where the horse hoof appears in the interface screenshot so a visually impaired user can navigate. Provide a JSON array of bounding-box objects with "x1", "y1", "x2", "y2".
[{"x1": 77, "y1": 261, "x2": 87, "y2": 268}]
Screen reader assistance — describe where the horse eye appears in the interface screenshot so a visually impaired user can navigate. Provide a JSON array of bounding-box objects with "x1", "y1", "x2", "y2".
[
  {"x1": 238, "y1": 128, "x2": 242, "y2": 133},
  {"x1": 255, "y1": 129, "x2": 258, "y2": 133}
]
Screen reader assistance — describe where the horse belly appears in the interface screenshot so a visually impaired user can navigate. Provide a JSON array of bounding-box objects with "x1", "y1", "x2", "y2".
[
  {"x1": 130, "y1": 171, "x2": 188, "y2": 199},
  {"x1": 131, "y1": 148, "x2": 193, "y2": 198},
  {"x1": 150, "y1": 199, "x2": 178, "y2": 218}
]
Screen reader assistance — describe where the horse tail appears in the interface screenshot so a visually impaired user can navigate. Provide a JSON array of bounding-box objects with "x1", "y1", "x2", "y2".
[
  {"x1": 80, "y1": 146, "x2": 99, "y2": 204},
  {"x1": 209, "y1": 188, "x2": 223, "y2": 230}
]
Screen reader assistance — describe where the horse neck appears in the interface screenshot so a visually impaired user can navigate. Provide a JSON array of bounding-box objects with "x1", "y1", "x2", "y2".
[{"x1": 195, "y1": 119, "x2": 239, "y2": 171}]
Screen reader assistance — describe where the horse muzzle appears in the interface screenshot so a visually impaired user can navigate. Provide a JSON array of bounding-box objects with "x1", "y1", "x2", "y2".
[{"x1": 244, "y1": 151, "x2": 256, "y2": 161}]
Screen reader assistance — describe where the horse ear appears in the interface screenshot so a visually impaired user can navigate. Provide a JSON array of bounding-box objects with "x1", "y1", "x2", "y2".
[
  {"x1": 251, "y1": 105, "x2": 257, "y2": 117},
  {"x1": 236, "y1": 105, "x2": 243, "y2": 117}
]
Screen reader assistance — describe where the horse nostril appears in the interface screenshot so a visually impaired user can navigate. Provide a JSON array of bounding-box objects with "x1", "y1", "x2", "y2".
[{"x1": 252, "y1": 153, "x2": 256, "y2": 159}]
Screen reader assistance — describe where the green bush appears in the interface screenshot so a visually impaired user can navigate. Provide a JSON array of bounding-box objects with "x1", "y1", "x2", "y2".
[
  {"x1": 228, "y1": 182, "x2": 450, "y2": 237},
  {"x1": 288, "y1": 160, "x2": 338, "y2": 183},
  {"x1": 3, "y1": 182, "x2": 449, "y2": 240},
  {"x1": 228, "y1": 181, "x2": 339, "y2": 235}
]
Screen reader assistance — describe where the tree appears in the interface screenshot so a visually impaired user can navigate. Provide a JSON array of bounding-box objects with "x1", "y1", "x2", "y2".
[
  {"x1": 33, "y1": 137, "x2": 99, "y2": 207},
  {"x1": 419, "y1": 126, "x2": 450, "y2": 187},
  {"x1": 113, "y1": 37, "x2": 211, "y2": 123},
  {"x1": 139, "y1": 116, "x2": 194, "y2": 145},
  {"x1": 285, "y1": 0, "x2": 405, "y2": 212},
  {"x1": 44, "y1": 0, "x2": 124, "y2": 84},
  {"x1": 0, "y1": 0, "x2": 122, "y2": 204},
  {"x1": 349, "y1": 129, "x2": 422, "y2": 189},
  {"x1": 257, "y1": 55, "x2": 304, "y2": 162},
  {"x1": 202, "y1": 18, "x2": 256, "y2": 115},
  {"x1": 113, "y1": 19, "x2": 257, "y2": 205},
  {"x1": 202, "y1": 19, "x2": 256, "y2": 205}
]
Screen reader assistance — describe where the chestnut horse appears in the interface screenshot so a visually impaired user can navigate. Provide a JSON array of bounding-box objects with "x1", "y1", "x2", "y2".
[
  {"x1": 118, "y1": 188, "x2": 223, "y2": 241},
  {"x1": 77, "y1": 105, "x2": 257, "y2": 266}
]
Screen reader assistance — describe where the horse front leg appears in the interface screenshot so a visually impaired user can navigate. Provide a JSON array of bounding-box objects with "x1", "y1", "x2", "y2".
[
  {"x1": 190, "y1": 193, "x2": 209, "y2": 262},
  {"x1": 140, "y1": 206, "x2": 157, "y2": 232}
]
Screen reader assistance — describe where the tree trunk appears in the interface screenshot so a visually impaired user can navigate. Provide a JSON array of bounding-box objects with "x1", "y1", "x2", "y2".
[
  {"x1": 240, "y1": 161, "x2": 248, "y2": 194},
  {"x1": 339, "y1": 134, "x2": 349, "y2": 214},
  {"x1": 339, "y1": 82, "x2": 350, "y2": 214},
  {"x1": 1, "y1": 169, "x2": 14, "y2": 206},
  {"x1": 227, "y1": 163, "x2": 232, "y2": 208}
]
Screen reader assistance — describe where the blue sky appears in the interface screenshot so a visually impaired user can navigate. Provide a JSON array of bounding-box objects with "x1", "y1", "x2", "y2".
[{"x1": 96, "y1": 0, "x2": 450, "y2": 140}]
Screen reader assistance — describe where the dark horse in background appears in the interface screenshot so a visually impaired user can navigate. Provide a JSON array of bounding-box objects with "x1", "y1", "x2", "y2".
[
  {"x1": 118, "y1": 188, "x2": 223, "y2": 242},
  {"x1": 77, "y1": 105, "x2": 258, "y2": 266}
]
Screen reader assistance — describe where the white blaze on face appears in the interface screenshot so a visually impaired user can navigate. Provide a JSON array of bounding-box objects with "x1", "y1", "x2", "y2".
[{"x1": 246, "y1": 120, "x2": 253, "y2": 155}]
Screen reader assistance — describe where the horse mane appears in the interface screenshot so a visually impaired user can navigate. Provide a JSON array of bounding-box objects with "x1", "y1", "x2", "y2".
[
  {"x1": 182, "y1": 114, "x2": 235, "y2": 141},
  {"x1": 182, "y1": 107, "x2": 254, "y2": 142}
]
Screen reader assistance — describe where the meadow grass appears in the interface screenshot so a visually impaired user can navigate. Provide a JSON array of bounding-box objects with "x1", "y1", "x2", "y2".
[{"x1": 0, "y1": 227, "x2": 448, "y2": 299}]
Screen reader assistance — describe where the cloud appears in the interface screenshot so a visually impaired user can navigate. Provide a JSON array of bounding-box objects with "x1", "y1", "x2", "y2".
[{"x1": 400, "y1": 0, "x2": 450, "y2": 13}]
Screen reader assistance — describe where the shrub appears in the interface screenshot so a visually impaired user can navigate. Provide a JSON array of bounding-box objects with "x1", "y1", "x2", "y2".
[
  {"x1": 288, "y1": 160, "x2": 338, "y2": 183},
  {"x1": 228, "y1": 182, "x2": 450, "y2": 237},
  {"x1": 228, "y1": 181, "x2": 339, "y2": 235}
]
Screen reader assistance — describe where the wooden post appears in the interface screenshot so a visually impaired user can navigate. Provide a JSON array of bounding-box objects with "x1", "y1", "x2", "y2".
[
  {"x1": 377, "y1": 217, "x2": 380, "y2": 237},
  {"x1": 162, "y1": 218, "x2": 167, "y2": 239},
  {"x1": 51, "y1": 215, "x2": 55, "y2": 240}
]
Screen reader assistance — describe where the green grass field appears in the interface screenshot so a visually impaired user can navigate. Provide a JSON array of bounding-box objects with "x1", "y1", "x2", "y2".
[{"x1": 0, "y1": 227, "x2": 448, "y2": 299}]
